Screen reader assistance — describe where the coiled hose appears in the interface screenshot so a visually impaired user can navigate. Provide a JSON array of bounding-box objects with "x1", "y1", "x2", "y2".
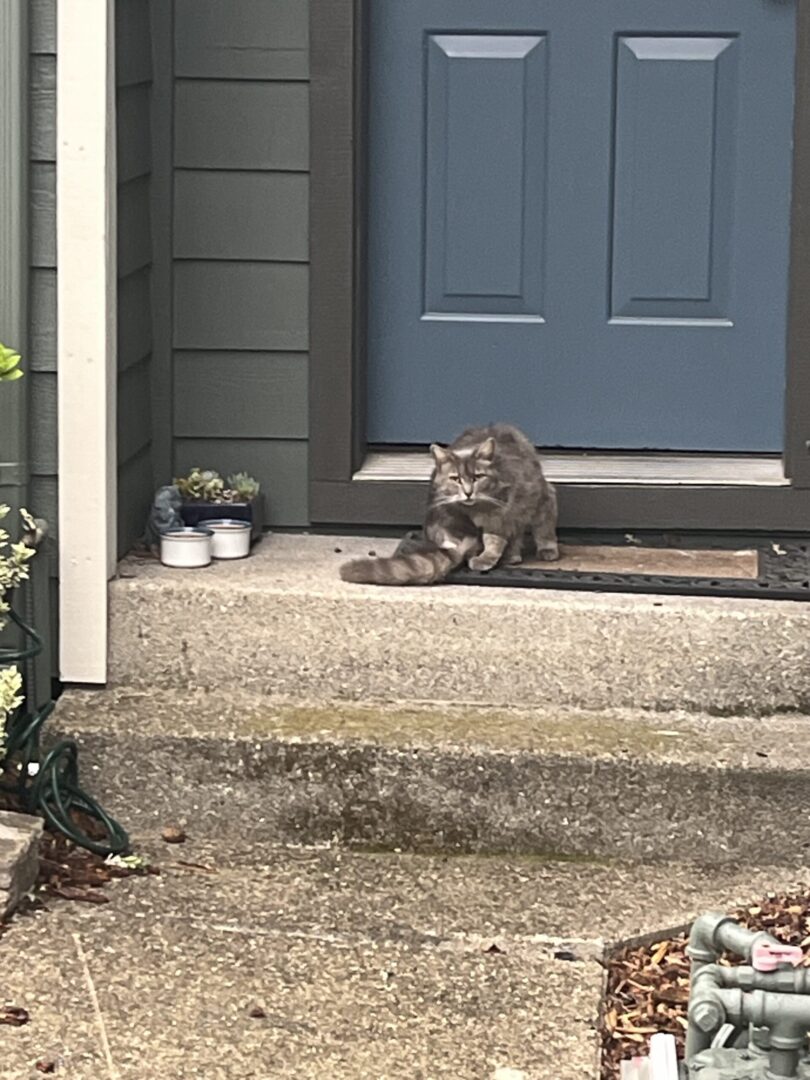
[{"x1": 1, "y1": 607, "x2": 129, "y2": 857}]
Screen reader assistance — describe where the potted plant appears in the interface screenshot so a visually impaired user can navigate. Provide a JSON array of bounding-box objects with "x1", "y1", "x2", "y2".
[{"x1": 174, "y1": 468, "x2": 264, "y2": 541}]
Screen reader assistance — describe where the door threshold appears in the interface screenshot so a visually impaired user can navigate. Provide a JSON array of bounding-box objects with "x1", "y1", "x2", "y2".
[{"x1": 354, "y1": 451, "x2": 788, "y2": 487}]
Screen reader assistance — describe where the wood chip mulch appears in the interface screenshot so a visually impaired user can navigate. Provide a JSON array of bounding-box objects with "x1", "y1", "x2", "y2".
[
  {"x1": 600, "y1": 888, "x2": 810, "y2": 1079},
  {"x1": 0, "y1": 793, "x2": 158, "y2": 947},
  {"x1": 35, "y1": 828, "x2": 158, "y2": 904}
]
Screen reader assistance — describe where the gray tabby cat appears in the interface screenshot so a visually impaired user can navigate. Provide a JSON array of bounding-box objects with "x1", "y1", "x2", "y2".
[{"x1": 340, "y1": 423, "x2": 558, "y2": 586}]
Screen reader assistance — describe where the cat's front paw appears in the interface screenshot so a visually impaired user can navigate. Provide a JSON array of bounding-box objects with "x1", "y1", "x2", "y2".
[
  {"x1": 468, "y1": 554, "x2": 499, "y2": 572},
  {"x1": 535, "y1": 543, "x2": 560, "y2": 562}
]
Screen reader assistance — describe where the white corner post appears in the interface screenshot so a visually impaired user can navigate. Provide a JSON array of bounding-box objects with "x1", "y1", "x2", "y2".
[{"x1": 57, "y1": 0, "x2": 117, "y2": 683}]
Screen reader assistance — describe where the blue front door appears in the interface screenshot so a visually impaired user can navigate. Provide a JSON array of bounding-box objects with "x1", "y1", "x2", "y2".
[{"x1": 367, "y1": 1, "x2": 796, "y2": 451}]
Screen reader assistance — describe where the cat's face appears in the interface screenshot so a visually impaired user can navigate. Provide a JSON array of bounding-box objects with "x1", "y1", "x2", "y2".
[{"x1": 430, "y1": 438, "x2": 499, "y2": 506}]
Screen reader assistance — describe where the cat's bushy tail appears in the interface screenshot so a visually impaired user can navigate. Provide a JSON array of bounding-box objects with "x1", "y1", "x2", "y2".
[{"x1": 340, "y1": 542, "x2": 462, "y2": 586}]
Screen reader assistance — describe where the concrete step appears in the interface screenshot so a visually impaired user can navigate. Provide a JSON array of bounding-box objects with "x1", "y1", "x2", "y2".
[
  {"x1": 52, "y1": 687, "x2": 810, "y2": 866},
  {"x1": 109, "y1": 534, "x2": 810, "y2": 715},
  {"x1": 3, "y1": 834, "x2": 807, "y2": 1079}
]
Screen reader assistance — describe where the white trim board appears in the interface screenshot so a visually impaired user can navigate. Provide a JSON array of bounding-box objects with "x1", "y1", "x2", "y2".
[
  {"x1": 57, "y1": 0, "x2": 117, "y2": 683},
  {"x1": 355, "y1": 452, "x2": 788, "y2": 487}
]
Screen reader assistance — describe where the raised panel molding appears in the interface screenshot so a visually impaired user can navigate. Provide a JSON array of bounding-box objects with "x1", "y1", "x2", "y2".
[
  {"x1": 423, "y1": 34, "x2": 547, "y2": 321},
  {"x1": 610, "y1": 36, "x2": 738, "y2": 323}
]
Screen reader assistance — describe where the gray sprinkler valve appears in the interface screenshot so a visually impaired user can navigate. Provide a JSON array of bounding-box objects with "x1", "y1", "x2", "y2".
[{"x1": 683, "y1": 912, "x2": 810, "y2": 1079}]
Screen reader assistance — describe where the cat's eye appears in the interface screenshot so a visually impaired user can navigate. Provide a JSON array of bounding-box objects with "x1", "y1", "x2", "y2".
[
  {"x1": 474, "y1": 473, "x2": 485, "y2": 480},
  {"x1": 448, "y1": 474, "x2": 460, "y2": 482}
]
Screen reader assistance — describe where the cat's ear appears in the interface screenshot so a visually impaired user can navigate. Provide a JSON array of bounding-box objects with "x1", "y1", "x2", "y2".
[
  {"x1": 477, "y1": 437, "x2": 496, "y2": 462},
  {"x1": 430, "y1": 443, "x2": 450, "y2": 465}
]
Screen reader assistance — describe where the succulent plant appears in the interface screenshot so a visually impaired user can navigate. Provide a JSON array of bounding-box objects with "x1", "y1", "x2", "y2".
[
  {"x1": 173, "y1": 468, "x2": 226, "y2": 503},
  {"x1": 174, "y1": 468, "x2": 260, "y2": 504},
  {"x1": 173, "y1": 469, "x2": 202, "y2": 501},
  {"x1": 227, "y1": 472, "x2": 260, "y2": 502},
  {"x1": 202, "y1": 472, "x2": 225, "y2": 501},
  {"x1": 0, "y1": 342, "x2": 23, "y2": 382}
]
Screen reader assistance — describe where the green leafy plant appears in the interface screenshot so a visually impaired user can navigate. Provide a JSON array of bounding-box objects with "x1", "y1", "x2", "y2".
[
  {"x1": 0, "y1": 342, "x2": 23, "y2": 382},
  {"x1": 0, "y1": 505, "x2": 34, "y2": 758},
  {"x1": 173, "y1": 468, "x2": 260, "y2": 504},
  {"x1": 0, "y1": 343, "x2": 29, "y2": 757}
]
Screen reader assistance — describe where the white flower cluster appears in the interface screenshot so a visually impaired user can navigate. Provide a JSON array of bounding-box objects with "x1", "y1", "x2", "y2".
[{"x1": 0, "y1": 504, "x2": 34, "y2": 758}]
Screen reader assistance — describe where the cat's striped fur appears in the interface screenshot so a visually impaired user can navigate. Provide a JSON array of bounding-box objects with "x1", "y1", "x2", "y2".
[{"x1": 340, "y1": 424, "x2": 558, "y2": 586}]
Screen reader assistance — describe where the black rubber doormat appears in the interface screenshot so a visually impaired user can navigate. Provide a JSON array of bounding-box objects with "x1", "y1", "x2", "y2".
[{"x1": 440, "y1": 531, "x2": 810, "y2": 601}]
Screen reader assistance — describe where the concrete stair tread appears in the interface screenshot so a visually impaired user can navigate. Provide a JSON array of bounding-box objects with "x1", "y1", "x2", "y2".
[
  {"x1": 113, "y1": 533, "x2": 787, "y2": 608},
  {"x1": 51, "y1": 688, "x2": 810, "y2": 865},
  {"x1": 55, "y1": 687, "x2": 808, "y2": 770},
  {"x1": 3, "y1": 840, "x2": 807, "y2": 1079},
  {"x1": 109, "y1": 534, "x2": 810, "y2": 715}
]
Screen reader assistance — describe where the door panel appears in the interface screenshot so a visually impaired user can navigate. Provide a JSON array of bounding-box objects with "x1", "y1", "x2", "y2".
[
  {"x1": 611, "y1": 37, "x2": 737, "y2": 322},
  {"x1": 425, "y1": 34, "x2": 547, "y2": 318},
  {"x1": 367, "y1": 1, "x2": 796, "y2": 451}
]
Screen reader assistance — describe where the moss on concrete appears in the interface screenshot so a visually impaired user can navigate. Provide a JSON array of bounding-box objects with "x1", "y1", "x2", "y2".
[
  {"x1": 56, "y1": 686, "x2": 805, "y2": 770},
  {"x1": 229, "y1": 701, "x2": 707, "y2": 760}
]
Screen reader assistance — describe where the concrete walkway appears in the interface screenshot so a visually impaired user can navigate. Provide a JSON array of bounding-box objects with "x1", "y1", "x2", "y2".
[{"x1": 2, "y1": 837, "x2": 809, "y2": 1079}]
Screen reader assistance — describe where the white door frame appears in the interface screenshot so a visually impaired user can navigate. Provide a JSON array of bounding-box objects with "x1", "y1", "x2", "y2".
[{"x1": 57, "y1": 0, "x2": 117, "y2": 683}]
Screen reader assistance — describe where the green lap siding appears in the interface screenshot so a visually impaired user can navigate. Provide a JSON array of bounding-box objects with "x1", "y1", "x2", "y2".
[
  {"x1": 169, "y1": 0, "x2": 311, "y2": 527},
  {"x1": 112, "y1": 0, "x2": 313, "y2": 545},
  {"x1": 117, "y1": 0, "x2": 156, "y2": 556},
  {"x1": 0, "y1": 0, "x2": 57, "y2": 674}
]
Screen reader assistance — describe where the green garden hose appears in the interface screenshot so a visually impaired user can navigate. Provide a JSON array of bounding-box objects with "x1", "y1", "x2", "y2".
[{"x1": 0, "y1": 607, "x2": 129, "y2": 857}]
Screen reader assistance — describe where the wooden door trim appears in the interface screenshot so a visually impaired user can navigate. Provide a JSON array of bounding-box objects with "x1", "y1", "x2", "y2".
[
  {"x1": 785, "y1": 0, "x2": 810, "y2": 487},
  {"x1": 310, "y1": 0, "x2": 810, "y2": 528}
]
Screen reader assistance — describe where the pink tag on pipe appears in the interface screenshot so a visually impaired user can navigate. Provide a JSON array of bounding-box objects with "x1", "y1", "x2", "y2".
[{"x1": 751, "y1": 941, "x2": 804, "y2": 972}]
